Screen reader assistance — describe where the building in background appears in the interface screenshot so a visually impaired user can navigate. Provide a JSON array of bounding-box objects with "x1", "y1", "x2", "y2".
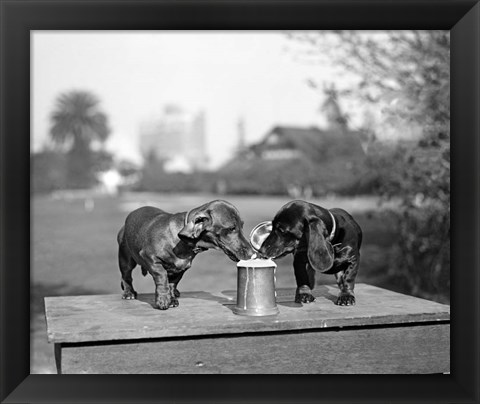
[
  {"x1": 218, "y1": 87, "x2": 368, "y2": 196},
  {"x1": 139, "y1": 105, "x2": 208, "y2": 173},
  {"x1": 236, "y1": 87, "x2": 366, "y2": 167}
]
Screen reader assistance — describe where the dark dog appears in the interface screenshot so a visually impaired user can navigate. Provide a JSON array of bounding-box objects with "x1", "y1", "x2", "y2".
[
  {"x1": 117, "y1": 200, "x2": 253, "y2": 310},
  {"x1": 258, "y1": 200, "x2": 362, "y2": 306}
]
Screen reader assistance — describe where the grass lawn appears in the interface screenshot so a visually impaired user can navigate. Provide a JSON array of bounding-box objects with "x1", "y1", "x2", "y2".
[{"x1": 32, "y1": 192, "x2": 398, "y2": 373}]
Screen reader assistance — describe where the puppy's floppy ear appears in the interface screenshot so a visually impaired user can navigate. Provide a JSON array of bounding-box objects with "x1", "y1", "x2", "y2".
[
  {"x1": 178, "y1": 211, "x2": 211, "y2": 241},
  {"x1": 306, "y1": 218, "x2": 334, "y2": 272}
]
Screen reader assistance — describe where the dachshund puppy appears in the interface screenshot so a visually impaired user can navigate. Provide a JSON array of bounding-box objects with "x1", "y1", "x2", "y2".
[
  {"x1": 117, "y1": 200, "x2": 254, "y2": 310},
  {"x1": 258, "y1": 200, "x2": 362, "y2": 306}
]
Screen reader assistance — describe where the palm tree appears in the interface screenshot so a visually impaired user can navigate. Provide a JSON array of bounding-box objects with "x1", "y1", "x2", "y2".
[
  {"x1": 49, "y1": 90, "x2": 111, "y2": 188},
  {"x1": 50, "y1": 90, "x2": 110, "y2": 152}
]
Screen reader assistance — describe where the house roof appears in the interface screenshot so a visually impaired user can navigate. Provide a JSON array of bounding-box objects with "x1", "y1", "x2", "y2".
[{"x1": 253, "y1": 125, "x2": 365, "y2": 161}]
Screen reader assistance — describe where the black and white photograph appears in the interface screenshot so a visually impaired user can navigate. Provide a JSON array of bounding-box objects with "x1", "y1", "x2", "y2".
[{"x1": 31, "y1": 30, "x2": 450, "y2": 374}]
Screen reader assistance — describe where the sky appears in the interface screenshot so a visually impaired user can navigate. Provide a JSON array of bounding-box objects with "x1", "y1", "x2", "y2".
[{"x1": 31, "y1": 31, "x2": 356, "y2": 169}]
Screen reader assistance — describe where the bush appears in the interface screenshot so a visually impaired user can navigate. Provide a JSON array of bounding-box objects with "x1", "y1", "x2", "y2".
[
  {"x1": 31, "y1": 149, "x2": 114, "y2": 193},
  {"x1": 32, "y1": 151, "x2": 68, "y2": 193},
  {"x1": 217, "y1": 157, "x2": 367, "y2": 196},
  {"x1": 388, "y1": 203, "x2": 450, "y2": 302},
  {"x1": 136, "y1": 156, "x2": 217, "y2": 193},
  {"x1": 367, "y1": 133, "x2": 450, "y2": 302}
]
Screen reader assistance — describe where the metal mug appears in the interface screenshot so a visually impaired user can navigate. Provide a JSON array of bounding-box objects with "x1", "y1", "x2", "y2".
[
  {"x1": 233, "y1": 258, "x2": 279, "y2": 316},
  {"x1": 249, "y1": 221, "x2": 273, "y2": 253}
]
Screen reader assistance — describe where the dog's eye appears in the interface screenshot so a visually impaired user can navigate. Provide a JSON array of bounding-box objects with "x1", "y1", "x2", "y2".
[
  {"x1": 229, "y1": 225, "x2": 237, "y2": 232},
  {"x1": 278, "y1": 227, "x2": 286, "y2": 234}
]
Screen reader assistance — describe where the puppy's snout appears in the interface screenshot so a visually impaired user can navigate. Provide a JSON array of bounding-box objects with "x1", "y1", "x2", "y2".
[
  {"x1": 235, "y1": 240, "x2": 255, "y2": 261},
  {"x1": 258, "y1": 237, "x2": 284, "y2": 260},
  {"x1": 258, "y1": 236, "x2": 274, "y2": 257},
  {"x1": 236, "y1": 235, "x2": 256, "y2": 261},
  {"x1": 256, "y1": 250, "x2": 270, "y2": 260},
  {"x1": 227, "y1": 248, "x2": 250, "y2": 262},
  {"x1": 178, "y1": 231, "x2": 195, "y2": 243},
  {"x1": 242, "y1": 244, "x2": 255, "y2": 260}
]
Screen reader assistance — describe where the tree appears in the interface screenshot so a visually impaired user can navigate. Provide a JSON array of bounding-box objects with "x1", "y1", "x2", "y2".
[
  {"x1": 49, "y1": 90, "x2": 111, "y2": 188},
  {"x1": 290, "y1": 31, "x2": 449, "y2": 125},
  {"x1": 289, "y1": 31, "x2": 450, "y2": 301}
]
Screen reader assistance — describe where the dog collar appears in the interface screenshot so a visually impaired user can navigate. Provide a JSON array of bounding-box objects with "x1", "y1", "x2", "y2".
[{"x1": 327, "y1": 210, "x2": 336, "y2": 242}]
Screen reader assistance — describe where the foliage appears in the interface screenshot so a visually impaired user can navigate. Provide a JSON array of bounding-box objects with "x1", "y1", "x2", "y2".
[
  {"x1": 50, "y1": 90, "x2": 110, "y2": 150},
  {"x1": 117, "y1": 160, "x2": 140, "y2": 177},
  {"x1": 32, "y1": 149, "x2": 115, "y2": 193},
  {"x1": 136, "y1": 153, "x2": 216, "y2": 193},
  {"x1": 31, "y1": 150, "x2": 68, "y2": 193},
  {"x1": 290, "y1": 31, "x2": 449, "y2": 125},
  {"x1": 217, "y1": 157, "x2": 366, "y2": 196},
  {"x1": 290, "y1": 31, "x2": 450, "y2": 301},
  {"x1": 49, "y1": 90, "x2": 112, "y2": 188},
  {"x1": 365, "y1": 134, "x2": 450, "y2": 301}
]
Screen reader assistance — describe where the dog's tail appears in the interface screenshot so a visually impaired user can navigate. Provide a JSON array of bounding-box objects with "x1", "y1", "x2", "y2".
[{"x1": 117, "y1": 226, "x2": 125, "y2": 245}]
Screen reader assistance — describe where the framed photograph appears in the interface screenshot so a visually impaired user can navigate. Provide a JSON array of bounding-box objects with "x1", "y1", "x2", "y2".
[{"x1": 1, "y1": 0, "x2": 478, "y2": 403}]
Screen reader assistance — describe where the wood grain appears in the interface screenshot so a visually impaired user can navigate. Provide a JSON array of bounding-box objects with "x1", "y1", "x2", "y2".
[
  {"x1": 45, "y1": 283, "x2": 450, "y2": 344},
  {"x1": 61, "y1": 323, "x2": 450, "y2": 374}
]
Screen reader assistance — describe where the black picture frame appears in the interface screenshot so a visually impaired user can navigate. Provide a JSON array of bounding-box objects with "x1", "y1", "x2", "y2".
[{"x1": 1, "y1": 1, "x2": 478, "y2": 403}]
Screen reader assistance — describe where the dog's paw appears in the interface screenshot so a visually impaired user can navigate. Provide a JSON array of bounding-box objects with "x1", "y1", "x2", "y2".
[
  {"x1": 295, "y1": 286, "x2": 316, "y2": 304},
  {"x1": 155, "y1": 295, "x2": 172, "y2": 310},
  {"x1": 122, "y1": 290, "x2": 137, "y2": 300},
  {"x1": 169, "y1": 298, "x2": 179, "y2": 308},
  {"x1": 295, "y1": 293, "x2": 316, "y2": 303},
  {"x1": 335, "y1": 292, "x2": 355, "y2": 306}
]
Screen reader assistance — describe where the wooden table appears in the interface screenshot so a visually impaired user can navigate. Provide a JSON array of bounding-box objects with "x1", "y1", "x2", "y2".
[{"x1": 44, "y1": 283, "x2": 450, "y2": 374}]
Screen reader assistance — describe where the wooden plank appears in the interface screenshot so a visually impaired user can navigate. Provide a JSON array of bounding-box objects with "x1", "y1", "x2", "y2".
[
  {"x1": 45, "y1": 284, "x2": 450, "y2": 344},
  {"x1": 61, "y1": 323, "x2": 450, "y2": 374}
]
